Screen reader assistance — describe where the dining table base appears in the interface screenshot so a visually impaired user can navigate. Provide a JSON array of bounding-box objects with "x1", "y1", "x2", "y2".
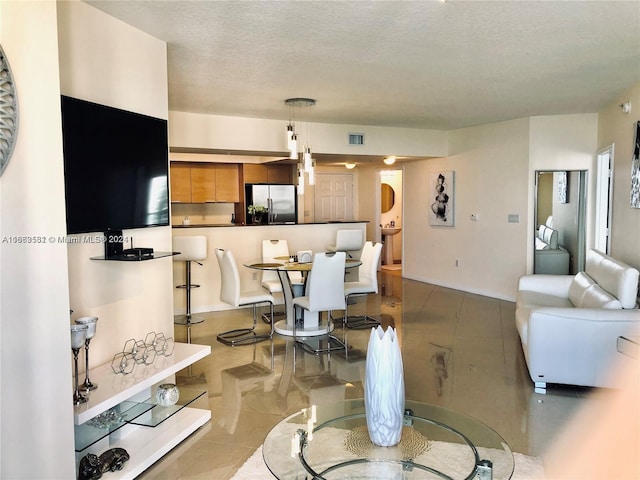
[{"x1": 273, "y1": 319, "x2": 334, "y2": 337}]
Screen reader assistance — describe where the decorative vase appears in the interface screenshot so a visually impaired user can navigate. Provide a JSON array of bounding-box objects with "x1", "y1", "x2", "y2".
[
  {"x1": 252, "y1": 213, "x2": 264, "y2": 224},
  {"x1": 365, "y1": 325, "x2": 405, "y2": 447},
  {"x1": 155, "y1": 383, "x2": 180, "y2": 407}
]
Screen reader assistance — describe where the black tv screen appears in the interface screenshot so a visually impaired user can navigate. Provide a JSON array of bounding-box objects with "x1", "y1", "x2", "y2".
[{"x1": 61, "y1": 95, "x2": 169, "y2": 235}]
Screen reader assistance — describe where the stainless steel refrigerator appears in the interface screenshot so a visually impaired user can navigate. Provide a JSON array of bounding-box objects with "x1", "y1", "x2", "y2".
[{"x1": 245, "y1": 184, "x2": 297, "y2": 224}]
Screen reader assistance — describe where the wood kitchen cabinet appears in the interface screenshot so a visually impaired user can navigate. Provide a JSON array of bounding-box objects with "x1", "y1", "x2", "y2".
[
  {"x1": 190, "y1": 163, "x2": 216, "y2": 202},
  {"x1": 214, "y1": 163, "x2": 240, "y2": 202},
  {"x1": 169, "y1": 163, "x2": 192, "y2": 203},
  {"x1": 170, "y1": 162, "x2": 240, "y2": 203},
  {"x1": 242, "y1": 164, "x2": 292, "y2": 184}
]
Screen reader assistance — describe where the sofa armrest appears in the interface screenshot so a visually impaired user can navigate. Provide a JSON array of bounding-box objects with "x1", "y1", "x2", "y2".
[
  {"x1": 525, "y1": 307, "x2": 640, "y2": 387},
  {"x1": 518, "y1": 274, "x2": 574, "y2": 297},
  {"x1": 530, "y1": 307, "x2": 640, "y2": 322}
]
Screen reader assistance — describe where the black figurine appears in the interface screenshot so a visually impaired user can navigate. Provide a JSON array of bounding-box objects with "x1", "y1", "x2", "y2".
[
  {"x1": 78, "y1": 453, "x2": 102, "y2": 480},
  {"x1": 99, "y1": 448, "x2": 130, "y2": 472}
]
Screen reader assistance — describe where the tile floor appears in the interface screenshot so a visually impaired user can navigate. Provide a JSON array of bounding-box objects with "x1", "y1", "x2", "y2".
[{"x1": 139, "y1": 271, "x2": 614, "y2": 479}]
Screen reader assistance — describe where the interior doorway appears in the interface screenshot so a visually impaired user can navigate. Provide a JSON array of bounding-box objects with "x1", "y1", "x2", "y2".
[
  {"x1": 534, "y1": 170, "x2": 587, "y2": 274},
  {"x1": 378, "y1": 169, "x2": 403, "y2": 270}
]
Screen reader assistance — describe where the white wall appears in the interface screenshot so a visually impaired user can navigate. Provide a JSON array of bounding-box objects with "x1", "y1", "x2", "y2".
[
  {"x1": 169, "y1": 110, "x2": 449, "y2": 158},
  {"x1": 528, "y1": 114, "x2": 599, "y2": 271},
  {"x1": 597, "y1": 82, "x2": 640, "y2": 269},
  {"x1": 57, "y1": 1, "x2": 174, "y2": 368},
  {"x1": 0, "y1": 2, "x2": 75, "y2": 478},
  {"x1": 404, "y1": 118, "x2": 531, "y2": 300}
]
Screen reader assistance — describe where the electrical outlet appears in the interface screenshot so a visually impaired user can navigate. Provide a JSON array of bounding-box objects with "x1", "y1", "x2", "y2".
[
  {"x1": 252, "y1": 272, "x2": 257, "y2": 280},
  {"x1": 455, "y1": 259, "x2": 459, "y2": 267}
]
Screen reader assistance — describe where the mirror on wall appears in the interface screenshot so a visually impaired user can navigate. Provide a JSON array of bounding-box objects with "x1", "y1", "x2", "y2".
[
  {"x1": 534, "y1": 170, "x2": 587, "y2": 275},
  {"x1": 381, "y1": 184, "x2": 395, "y2": 213}
]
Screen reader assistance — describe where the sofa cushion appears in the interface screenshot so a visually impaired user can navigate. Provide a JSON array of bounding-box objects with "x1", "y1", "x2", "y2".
[
  {"x1": 586, "y1": 250, "x2": 640, "y2": 309},
  {"x1": 517, "y1": 290, "x2": 573, "y2": 310},
  {"x1": 538, "y1": 225, "x2": 558, "y2": 249},
  {"x1": 580, "y1": 284, "x2": 623, "y2": 309},
  {"x1": 568, "y1": 272, "x2": 596, "y2": 307}
]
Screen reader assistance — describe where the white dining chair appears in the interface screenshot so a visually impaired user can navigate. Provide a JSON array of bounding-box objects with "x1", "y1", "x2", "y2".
[
  {"x1": 261, "y1": 239, "x2": 304, "y2": 294},
  {"x1": 343, "y1": 241, "x2": 383, "y2": 329},
  {"x1": 215, "y1": 248, "x2": 275, "y2": 346},
  {"x1": 261, "y1": 239, "x2": 304, "y2": 322},
  {"x1": 292, "y1": 252, "x2": 347, "y2": 354},
  {"x1": 326, "y1": 229, "x2": 363, "y2": 258}
]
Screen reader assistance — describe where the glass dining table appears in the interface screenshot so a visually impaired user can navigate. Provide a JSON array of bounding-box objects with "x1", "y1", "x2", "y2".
[{"x1": 245, "y1": 257, "x2": 361, "y2": 337}]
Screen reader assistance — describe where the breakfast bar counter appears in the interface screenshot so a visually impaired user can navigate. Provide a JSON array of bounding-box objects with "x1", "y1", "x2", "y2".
[{"x1": 171, "y1": 222, "x2": 367, "y2": 316}]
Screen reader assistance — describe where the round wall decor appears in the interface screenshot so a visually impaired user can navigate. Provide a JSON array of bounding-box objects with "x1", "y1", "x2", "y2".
[{"x1": 0, "y1": 45, "x2": 18, "y2": 176}]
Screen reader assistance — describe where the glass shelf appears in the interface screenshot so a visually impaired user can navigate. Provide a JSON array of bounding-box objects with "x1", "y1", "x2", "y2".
[
  {"x1": 75, "y1": 389, "x2": 205, "y2": 452},
  {"x1": 90, "y1": 251, "x2": 178, "y2": 261},
  {"x1": 74, "y1": 401, "x2": 154, "y2": 452},
  {"x1": 127, "y1": 388, "x2": 206, "y2": 427}
]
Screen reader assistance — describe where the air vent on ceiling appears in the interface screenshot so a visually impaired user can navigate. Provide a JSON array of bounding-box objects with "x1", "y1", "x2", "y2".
[{"x1": 349, "y1": 133, "x2": 365, "y2": 145}]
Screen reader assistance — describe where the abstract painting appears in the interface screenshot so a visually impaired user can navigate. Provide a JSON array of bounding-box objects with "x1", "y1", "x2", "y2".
[{"x1": 429, "y1": 171, "x2": 455, "y2": 226}]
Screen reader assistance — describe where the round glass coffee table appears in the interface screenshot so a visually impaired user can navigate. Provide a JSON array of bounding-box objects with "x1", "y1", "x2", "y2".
[{"x1": 263, "y1": 399, "x2": 514, "y2": 479}]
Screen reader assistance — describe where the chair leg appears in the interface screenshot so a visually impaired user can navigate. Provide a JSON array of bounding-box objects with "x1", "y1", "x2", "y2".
[
  {"x1": 343, "y1": 293, "x2": 380, "y2": 330},
  {"x1": 217, "y1": 302, "x2": 274, "y2": 346},
  {"x1": 297, "y1": 311, "x2": 347, "y2": 355}
]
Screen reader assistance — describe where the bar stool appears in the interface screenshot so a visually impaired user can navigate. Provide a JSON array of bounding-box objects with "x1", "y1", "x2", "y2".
[{"x1": 173, "y1": 235, "x2": 207, "y2": 343}]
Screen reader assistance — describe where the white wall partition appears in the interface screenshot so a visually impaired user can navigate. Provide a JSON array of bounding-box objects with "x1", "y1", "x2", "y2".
[
  {"x1": 169, "y1": 110, "x2": 449, "y2": 158},
  {"x1": 597, "y1": 82, "x2": 640, "y2": 267},
  {"x1": 0, "y1": 2, "x2": 75, "y2": 478},
  {"x1": 57, "y1": 1, "x2": 174, "y2": 368}
]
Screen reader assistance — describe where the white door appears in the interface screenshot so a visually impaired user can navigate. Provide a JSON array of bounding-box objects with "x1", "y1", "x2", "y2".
[
  {"x1": 595, "y1": 146, "x2": 614, "y2": 254},
  {"x1": 314, "y1": 173, "x2": 353, "y2": 222}
]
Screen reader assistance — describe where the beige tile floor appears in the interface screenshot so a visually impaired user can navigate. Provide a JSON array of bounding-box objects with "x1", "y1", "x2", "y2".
[{"x1": 139, "y1": 271, "x2": 610, "y2": 479}]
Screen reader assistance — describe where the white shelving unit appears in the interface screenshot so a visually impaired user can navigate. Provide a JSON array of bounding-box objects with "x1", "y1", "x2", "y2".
[{"x1": 74, "y1": 342, "x2": 211, "y2": 479}]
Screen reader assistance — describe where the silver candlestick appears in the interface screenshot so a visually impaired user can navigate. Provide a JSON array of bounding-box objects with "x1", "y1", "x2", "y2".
[
  {"x1": 76, "y1": 316, "x2": 98, "y2": 390},
  {"x1": 71, "y1": 324, "x2": 88, "y2": 405}
]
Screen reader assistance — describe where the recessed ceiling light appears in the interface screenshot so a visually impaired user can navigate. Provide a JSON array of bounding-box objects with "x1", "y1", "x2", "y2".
[
  {"x1": 383, "y1": 157, "x2": 396, "y2": 165},
  {"x1": 345, "y1": 162, "x2": 356, "y2": 169}
]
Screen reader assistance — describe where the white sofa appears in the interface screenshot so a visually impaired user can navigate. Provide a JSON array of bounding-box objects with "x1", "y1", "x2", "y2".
[
  {"x1": 516, "y1": 249, "x2": 640, "y2": 393},
  {"x1": 534, "y1": 220, "x2": 570, "y2": 275}
]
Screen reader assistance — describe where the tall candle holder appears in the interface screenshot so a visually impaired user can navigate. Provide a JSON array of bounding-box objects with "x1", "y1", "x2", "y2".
[
  {"x1": 71, "y1": 324, "x2": 89, "y2": 405},
  {"x1": 76, "y1": 316, "x2": 98, "y2": 390}
]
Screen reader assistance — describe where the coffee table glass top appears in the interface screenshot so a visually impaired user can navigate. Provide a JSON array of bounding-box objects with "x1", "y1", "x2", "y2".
[{"x1": 263, "y1": 399, "x2": 514, "y2": 479}]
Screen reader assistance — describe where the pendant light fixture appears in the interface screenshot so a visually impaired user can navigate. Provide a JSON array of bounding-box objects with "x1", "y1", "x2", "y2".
[
  {"x1": 383, "y1": 156, "x2": 396, "y2": 166},
  {"x1": 285, "y1": 98, "x2": 316, "y2": 189},
  {"x1": 285, "y1": 98, "x2": 315, "y2": 159}
]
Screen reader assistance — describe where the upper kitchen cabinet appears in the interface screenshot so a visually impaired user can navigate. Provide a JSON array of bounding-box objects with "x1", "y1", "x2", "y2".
[
  {"x1": 170, "y1": 163, "x2": 192, "y2": 203},
  {"x1": 242, "y1": 164, "x2": 292, "y2": 184},
  {"x1": 214, "y1": 163, "x2": 240, "y2": 202},
  {"x1": 170, "y1": 162, "x2": 240, "y2": 203},
  {"x1": 190, "y1": 163, "x2": 217, "y2": 202}
]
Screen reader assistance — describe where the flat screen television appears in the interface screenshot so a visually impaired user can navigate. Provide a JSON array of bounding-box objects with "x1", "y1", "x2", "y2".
[{"x1": 60, "y1": 95, "x2": 170, "y2": 238}]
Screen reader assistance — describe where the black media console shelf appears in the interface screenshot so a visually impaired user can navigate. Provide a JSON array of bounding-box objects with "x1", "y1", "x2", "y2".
[{"x1": 90, "y1": 252, "x2": 179, "y2": 261}]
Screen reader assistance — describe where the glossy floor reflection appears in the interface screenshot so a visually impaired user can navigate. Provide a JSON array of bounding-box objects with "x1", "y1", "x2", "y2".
[{"x1": 139, "y1": 272, "x2": 607, "y2": 479}]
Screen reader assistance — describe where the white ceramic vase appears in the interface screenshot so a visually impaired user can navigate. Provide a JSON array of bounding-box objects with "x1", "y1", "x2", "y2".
[{"x1": 365, "y1": 326, "x2": 405, "y2": 447}]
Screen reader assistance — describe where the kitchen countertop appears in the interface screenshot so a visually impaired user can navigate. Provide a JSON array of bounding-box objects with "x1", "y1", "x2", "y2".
[{"x1": 172, "y1": 221, "x2": 369, "y2": 228}]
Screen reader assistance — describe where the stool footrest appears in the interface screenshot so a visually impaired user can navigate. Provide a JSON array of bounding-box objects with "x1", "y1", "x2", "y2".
[
  {"x1": 176, "y1": 284, "x2": 201, "y2": 289},
  {"x1": 174, "y1": 314, "x2": 205, "y2": 326}
]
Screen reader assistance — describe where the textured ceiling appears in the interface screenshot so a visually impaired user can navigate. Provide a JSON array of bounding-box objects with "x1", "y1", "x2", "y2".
[{"x1": 87, "y1": 0, "x2": 640, "y2": 132}]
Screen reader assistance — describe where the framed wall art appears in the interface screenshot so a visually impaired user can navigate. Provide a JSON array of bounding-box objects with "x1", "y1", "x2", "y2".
[
  {"x1": 557, "y1": 171, "x2": 568, "y2": 204},
  {"x1": 630, "y1": 121, "x2": 640, "y2": 208},
  {"x1": 429, "y1": 171, "x2": 455, "y2": 227}
]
